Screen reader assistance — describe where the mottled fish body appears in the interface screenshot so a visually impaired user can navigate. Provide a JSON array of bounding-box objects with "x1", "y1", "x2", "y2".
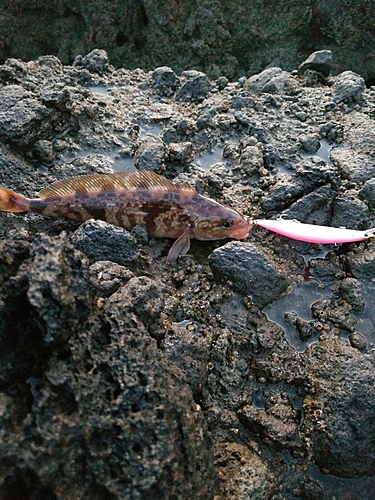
[{"x1": 0, "y1": 170, "x2": 253, "y2": 262}]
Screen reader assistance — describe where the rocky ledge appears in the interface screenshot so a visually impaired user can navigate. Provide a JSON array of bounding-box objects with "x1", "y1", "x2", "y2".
[{"x1": 0, "y1": 49, "x2": 375, "y2": 499}]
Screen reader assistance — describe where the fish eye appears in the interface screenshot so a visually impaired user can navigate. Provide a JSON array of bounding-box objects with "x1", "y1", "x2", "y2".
[{"x1": 222, "y1": 218, "x2": 233, "y2": 228}]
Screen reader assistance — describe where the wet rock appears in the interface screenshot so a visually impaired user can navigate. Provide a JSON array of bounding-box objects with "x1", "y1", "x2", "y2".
[
  {"x1": 152, "y1": 66, "x2": 179, "y2": 95},
  {"x1": 209, "y1": 242, "x2": 289, "y2": 308},
  {"x1": 216, "y1": 442, "x2": 276, "y2": 499},
  {"x1": 298, "y1": 50, "x2": 332, "y2": 77},
  {"x1": 244, "y1": 67, "x2": 298, "y2": 95},
  {"x1": 166, "y1": 141, "x2": 194, "y2": 165},
  {"x1": 70, "y1": 219, "x2": 139, "y2": 266},
  {"x1": 339, "y1": 278, "x2": 365, "y2": 312},
  {"x1": 326, "y1": 306, "x2": 357, "y2": 333},
  {"x1": 346, "y1": 246, "x2": 375, "y2": 279},
  {"x1": 176, "y1": 70, "x2": 211, "y2": 101},
  {"x1": 304, "y1": 338, "x2": 375, "y2": 477},
  {"x1": 332, "y1": 71, "x2": 365, "y2": 103},
  {"x1": 135, "y1": 135, "x2": 165, "y2": 173},
  {"x1": 78, "y1": 49, "x2": 109, "y2": 74},
  {"x1": 348, "y1": 332, "x2": 367, "y2": 351},
  {"x1": 300, "y1": 133, "x2": 321, "y2": 153},
  {"x1": 237, "y1": 393, "x2": 302, "y2": 449},
  {"x1": 89, "y1": 261, "x2": 135, "y2": 297}
]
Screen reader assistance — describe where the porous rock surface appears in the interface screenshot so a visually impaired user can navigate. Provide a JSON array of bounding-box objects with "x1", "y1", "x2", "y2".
[{"x1": 0, "y1": 50, "x2": 375, "y2": 498}]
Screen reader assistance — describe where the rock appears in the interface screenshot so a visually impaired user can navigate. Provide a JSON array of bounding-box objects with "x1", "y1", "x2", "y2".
[
  {"x1": 348, "y1": 332, "x2": 367, "y2": 351},
  {"x1": 215, "y1": 76, "x2": 229, "y2": 90},
  {"x1": 27, "y1": 233, "x2": 92, "y2": 345},
  {"x1": 79, "y1": 49, "x2": 109, "y2": 74},
  {"x1": 359, "y1": 178, "x2": 375, "y2": 209},
  {"x1": 209, "y1": 242, "x2": 289, "y2": 308},
  {"x1": 244, "y1": 67, "x2": 298, "y2": 95},
  {"x1": 152, "y1": 66, "x2": 179, "y2": 95},
  {"x1": 300, "y1": 133, "x2": 321, "y2": 153},
  {"x1": 330, "y1": 192, "x2": 369, "y2": 229},
  {"x1": 0, "y1": 90, "x2": 51, "y2": 146},
  {"x1": 237, "y1": 393, "x2": 302, "y2": 449},
  {"x1": 304, "y1": 338, "x2": 375, "y2": 477},
  {"x1": 339, "y1": 278, "x2": 365, "y2": 312},
  {"x1": 346, "y1": 246, "x2": 375, "y2": 279},
  {"x1": 330, "y1": 113, "x2": 375, "y2": 183},
  {"x1": 70, "y1": 219, "x2": 139, "y2": 266},
  {"x1": 332, "y1": 71, "x2": 365, "y2": 103},
  {"x1": 263, "y1": 165, "x2": 338, "y2": 214},
  {"x1": 283, "y1": 184, "x2": 337, "y2": 226},
  {"x1": 135, "y1": 135, "x2": 165, "y2": 173},
  {"x1": 298, "y1": 50, "x2": 333, "y2": 77},
  {"x1": 216, "y1": 443, "x2": 276, "y2": 499},
  {"x1": 89, "y1": 261, "x2": 135, "y2": 297},
  {"x1": 176, "y1": 70, "x2": 211, "y2": 101}
]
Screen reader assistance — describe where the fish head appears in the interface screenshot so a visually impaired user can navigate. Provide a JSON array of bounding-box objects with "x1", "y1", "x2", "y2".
[{"x1": 194, "y1": 208, "x2": 253, "y2": 241}]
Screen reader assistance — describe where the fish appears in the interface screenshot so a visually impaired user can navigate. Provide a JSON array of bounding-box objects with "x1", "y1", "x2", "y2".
[
  {"x1": 254, "y1": 219, "x2": 375, "y2": 244},
  {"x1": 0, "y1": 170, "x2": 253, "y2": 263}
]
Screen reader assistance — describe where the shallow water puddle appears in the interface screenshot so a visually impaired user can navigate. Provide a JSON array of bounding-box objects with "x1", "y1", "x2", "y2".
[
  {"x1": 265, "y1": 272, "x2": 375, "y2": 352},
  {"x1": 193, "y1": 144, "x2": 225, "y2": 171},
  {"x1": 139, "y1": 122, "x2": 163, "y2": 139},
  {"x1": 301, "y1": 137, "x2": 335, "y2": 164},
  {"x1": 264, "y1": 281, "x2": 329, "y2": 352}
]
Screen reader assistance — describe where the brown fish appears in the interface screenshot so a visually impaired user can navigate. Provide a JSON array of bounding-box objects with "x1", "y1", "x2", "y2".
[{"x1": 0, "y1": 170, "x2": 253, "y2": 262}]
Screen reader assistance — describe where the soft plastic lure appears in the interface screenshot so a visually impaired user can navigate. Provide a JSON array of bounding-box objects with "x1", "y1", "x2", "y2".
[{"x1": 253, "y1": 219, "x2": 375, "y2": 244}]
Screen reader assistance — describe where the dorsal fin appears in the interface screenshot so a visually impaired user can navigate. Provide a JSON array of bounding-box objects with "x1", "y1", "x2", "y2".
[{"x1": 39, "y1": 170, "x2": 196, "y2": 199}]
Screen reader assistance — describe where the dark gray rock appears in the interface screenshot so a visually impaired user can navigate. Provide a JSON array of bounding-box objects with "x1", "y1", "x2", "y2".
[
  {"x1": 70, "y1": 219, "x2": 139, "y2": 266},
  {"x1": 263, "y1": 163, "x2": 339, "y2": 213},
  {"x1": 27, "y1": 233, "x2": 92, "y2": 345},
  {"x1": 331, "y1": 192, "x2": 369, "y2": 229},
  {"x1": 244, "y1": 67, "x2": 298, "y2": 95},
  {"x1": 298, "y1": 50, "x2": 332, "y2": 77},
  {"x1": 152, "y1": 66, "x2": 179, "y2": 95},
  {"x1": 346, "y1": 247, "x2": 375, "y2": 279},
  {"x1": 79, "y1": 49, "x2": 109, "y2": 74},
  {"x1": 0, "y1": 93, "x2": 51, "y2": 146},
  {"x1": 339, "y1": 278, "x2": 365, "y2": 312},
  {"x1": 89, "y1": 260, "x2": 135, "y2": 297},
  {"x1": 135, "y1": 135, "x2": 165, "y2": 173},
  {"x1": 176, "y1": 71, "x2": 211, "y2": 101},
  {"x1": 282, "y1": 185, "x2": 337, "y2": 226},
  {"x1": 304, "y1": 338, "x2": 375, "y2": 477},
  {"x1": 209, "y1": 242, "x2": 289, "y2": 308},
  {"x1": 359, "y1": 178, "x2": 375, "y2": 209},
  {"x1": 332, "y1": 71, "x2": 365, "y2": 103}
]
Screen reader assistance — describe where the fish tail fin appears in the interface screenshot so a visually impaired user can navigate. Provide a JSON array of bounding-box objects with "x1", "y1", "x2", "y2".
[{"x1": 0, "y1": 187, "x2": 29, "y2": 213}]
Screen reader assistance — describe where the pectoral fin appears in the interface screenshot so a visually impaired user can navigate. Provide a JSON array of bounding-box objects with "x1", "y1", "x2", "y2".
[{"x1": 166, "y1": 229, "x2": 193, "y2": 264}]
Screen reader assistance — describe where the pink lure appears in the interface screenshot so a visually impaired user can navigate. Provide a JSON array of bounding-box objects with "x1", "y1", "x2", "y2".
[{"x1": 254, "y1": 219, "x2": 375, "y2": 244}]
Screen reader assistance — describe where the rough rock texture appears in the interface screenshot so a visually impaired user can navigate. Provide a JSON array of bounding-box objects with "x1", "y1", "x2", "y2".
[
  {"x1": 1, "y1": 50, "x2": 375, "y2": 498},
  {"x1": 1, "y1": 1, "x2": 375, "y2": 82}
]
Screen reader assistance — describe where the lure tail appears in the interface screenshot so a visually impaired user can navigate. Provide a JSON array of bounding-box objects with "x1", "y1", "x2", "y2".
[{"x1": 0, "y1": 187, "x2": 29, "y2": 213}]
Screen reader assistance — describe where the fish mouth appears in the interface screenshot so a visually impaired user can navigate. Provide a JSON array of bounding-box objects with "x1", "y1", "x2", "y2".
[{"x1": 231, "y1": 219, "x2": 254, "y2": 239}]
